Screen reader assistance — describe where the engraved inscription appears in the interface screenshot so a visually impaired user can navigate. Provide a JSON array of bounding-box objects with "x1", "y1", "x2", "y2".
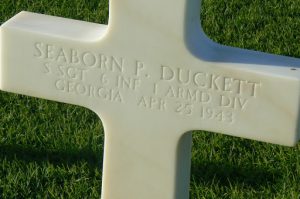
[
  {"x1": 138, "y1": 96, "x2": 167, "y2": 111},
  {"x1": 34, "y1": 42, "x2": 126, "y2": 104},
  {"x1": 33, "y1": 42, "x2": 262, "y2": 124},
  {"x1": 35, "y1": 42, "x2": 125, "y2": 73},
  {"x1": 116, "y1": 75, "x2": 141, "y2": 91},
  {"x1": 156, "y1": 65, "x2": 261, "y2": 123},
  {"x1": 198, "y1": 106, "x2": 234, "y2": 123},
  {"x1": 160, "y1": 65, "x2": 260, "y2": 97}
]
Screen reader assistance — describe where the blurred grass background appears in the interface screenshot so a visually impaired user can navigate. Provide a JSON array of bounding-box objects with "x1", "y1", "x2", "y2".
[{"x1": 0, "y1": 0, "x2": 299, "y2": 198}]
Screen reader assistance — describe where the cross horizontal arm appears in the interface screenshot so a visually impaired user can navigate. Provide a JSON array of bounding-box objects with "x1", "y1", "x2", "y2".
[
  {"x1": 1, "y1": 11, "x2": 300, "y2": 147},
  {"x1": 0, "y1": 12, "x2": 108, "y2": 109}
]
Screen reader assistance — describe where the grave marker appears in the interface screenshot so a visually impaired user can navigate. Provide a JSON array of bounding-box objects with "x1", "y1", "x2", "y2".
[{"x1": 1, "y1": 0, "x2": 300, "y2": 198}]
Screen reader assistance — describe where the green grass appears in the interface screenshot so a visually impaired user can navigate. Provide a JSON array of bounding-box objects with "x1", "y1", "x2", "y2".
[{"x1": 0, "y1": 0, "x2": 300, "y2": 198}]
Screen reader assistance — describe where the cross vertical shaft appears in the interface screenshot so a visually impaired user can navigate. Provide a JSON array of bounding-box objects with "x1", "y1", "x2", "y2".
[
  {"x1": 108, "y1": 0, "x2": 201, "y2": 42},
  {"x1": 101, "y1": 114, "x2": 192, "y2": 198}
]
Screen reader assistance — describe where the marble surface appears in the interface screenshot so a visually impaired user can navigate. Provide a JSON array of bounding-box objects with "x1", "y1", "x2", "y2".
[{"x1": 1, "y1": 0, "x2": 300, "y2": 198}]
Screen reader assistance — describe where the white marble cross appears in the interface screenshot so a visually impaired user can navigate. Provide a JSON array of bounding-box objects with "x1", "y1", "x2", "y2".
[{"x1": 1, "y1": 0, "x2": 300, "y2": 198}]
